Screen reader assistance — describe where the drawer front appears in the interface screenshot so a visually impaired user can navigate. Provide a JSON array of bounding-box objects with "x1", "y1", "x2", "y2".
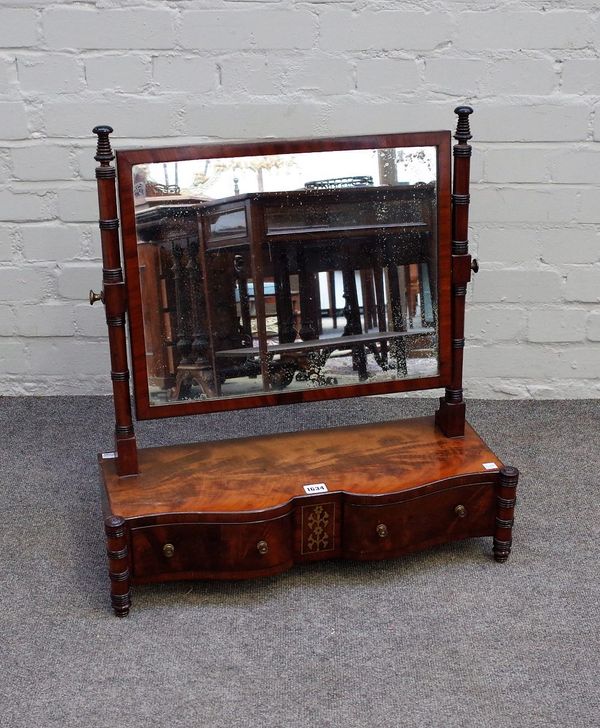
[
  {"x1": 131, "y1": 515, "x2": 292, "y2": 581},
  {"x1": 343, "y1": 483, "x2": 495, "y2": 559}
]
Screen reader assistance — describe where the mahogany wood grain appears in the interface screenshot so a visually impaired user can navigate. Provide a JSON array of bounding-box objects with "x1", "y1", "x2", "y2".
[
  {"x1": 100, "y1": 416, "x2": 502, "y2": 519},
  {"x1": 97, "y1": 415, "x2": 518, "y2": 615},
  {"x1": 131, "y1": 514, "x2": 293, "y2": 583},
  {"x1": 436, "y1": 106, "x2": 473, "y2": 438},
  {"x1": 116, "y1": 131, "x2": 452, "y2": 421},
  {"x1": 343, "y1": 482, "x2": 495, "y2": 559},
  {"x1": 92, "y1": 114, "x2": 518, "y2": 617},
  {"x1": 93, "y1": 126, "x2": 138, "y2": 475}
]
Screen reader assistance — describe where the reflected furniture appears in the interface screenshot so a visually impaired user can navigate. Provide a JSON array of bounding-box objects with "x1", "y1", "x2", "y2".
[{"x1": 91, "y1": 107, "x2": 518, "y2": 616}]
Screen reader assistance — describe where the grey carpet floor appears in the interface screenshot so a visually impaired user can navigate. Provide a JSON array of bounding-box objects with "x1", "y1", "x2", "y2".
[{"x1": 0, "y1": 396, "x2": 599, "y2": 728}]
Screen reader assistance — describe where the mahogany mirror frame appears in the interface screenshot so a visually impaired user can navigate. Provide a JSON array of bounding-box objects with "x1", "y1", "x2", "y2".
[{"x1": 115, "y1": 131, "x2": 452, "y2": 421}]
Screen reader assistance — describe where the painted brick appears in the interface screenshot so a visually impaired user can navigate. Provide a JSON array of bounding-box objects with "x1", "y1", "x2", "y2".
[
  {"x1": 74, "y1": 146, "x2": 98, "y2": 181},
  {"x1": 88, "y1": 225, "x2": 102, "y2": 260},
  {"x1": 471, "y1": 270, "x2": 562, "y2": 303},
  {"x1": 556, "y1": 347, "x2": 600, "y2": 378},
  {"x1": 285, "y1": 57, "x2": 353, "y2": 96},
  {"x1": 1, "y1": 0, "x2": 600, "y2": 398},
  {"x1": 220, "y1": 56, "x2": 282, "y2": 95},
  {"x1": 0, "y1": 225, "x2": 15, "y2": 261},
  {"x1": 0, "y1": 190, "x2": 55, "y2": 222},
  {"x1": 0, "y1": 305, "x2": 16, "y2": 335},
  {"x1": 465, "y1": 344, "x2": 560, "y2": 379},
  {"x1": 526, "y1": 381, "x2": 600, "y2": 399},
  {"x1": 424, "y1": 58, "x2": 484, "y2": 96},
  {"x1": 44, "y1": 98, "x2": 178, "y2": 138},
  {"x1": 0, "y1": 147, "x2": 10, "y2": 180},
  {"x1": 528, "y1": 308, "x2": 586, "y2": 343},
  {"x1": 153, "y1": 56, "x2": 216, "y2": 93},
  {"x1": 548, "y1": 148, "x2": 600, "y2": 184},
  {"x1": 484, "y1": 147, "x2": 550, "y2": 184},
  {"x1": 319, "y1": 11, "x2": 453, "y2": 51},
  {"x1": 15, "y1": 303, "x2": 75, "y2": 337},
  {"x1": 577, "y1": 189, "x2": 600, "y2": 224},
  {"x1": 565, "y1": 268, "x2": 600, "y2": 302},
  {"x1": 466, "y1": 306, "x2": 525, "y2": 341},
  {"x1": 322, "y1": 101, "x2": 450, "y2": 136},
  {"x1": 0, "y1": 340, "x2": 28, "y2": 374},
  {"x1": 541, "y1": 228, "x2": 600, "y2": 265},
  {"x1": 57, "y1": 187, "x2": 97, "y2": 223},
  {"x1": 474, "y1": 227, "x2": 540, "y2": 265},
  {"x1": 455, "y1": 11, "x2": 591, "y2": 51},
  {"x1": 21, "y1": 224, "x2": 83, "y2": 261},
  {"x1": 0, "y1": 9, "x2": 37, "y2": 48},
  {"x1": 74, "y1": 303, "x2": 107, "y2": 337},
  {"x1": 475, "y1": 103, "x2": 589, "y2": 143},
  {"x1": 85, "y1": 55, "x2": 150, "y2": 93},
  {"x1": 12, "y1": 144, "x2": 73, "y2": 181},
  {"x1": 0, "y1": 265, "x2": 49, "y2": 302},
  {"x1": 180, "y1": 11, "x2": 317, "y2": 51},
  {"x1": 43, "y1": 8, "x2": 177, "y2": 50},
  {"x1": 587, "y1": 311, "x2": 600, "y2": 341},
  {"x1": 26, "y1": 339, "x2": 109, "y2": 375},
  {"x1": 0, "y1": 56, "x2": 18, "y2": 94},
  {"x1": 182, "y1": 102, "x2": 326, "y2": 139},
  {"x1": 0, "y1": 101, "x2": 29, "y2": 140},
  {"x1": 562, "y1": 60, "x2": 600, "y2": 95},
  {"x1": 471, "y1": 186, "x2": 578, "y2": 224},
  {"x1": 483, "y1": 59, "x2": 556, "y2": 96},
  {"x1": 469, "y1": 149, "x2": 485, "y2": 184},
  {"x1": 356, "y1": 59, "x2": 420, "y2": 94},
  {"x1": 17, "y1": 55, "x2": 83, "y2": 94},
  {"x1": 56, "y1": 264, "x2": 101, "y2": 300}
]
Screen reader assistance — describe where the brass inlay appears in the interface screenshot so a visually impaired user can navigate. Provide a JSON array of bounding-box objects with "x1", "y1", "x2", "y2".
[{"x1": 302, "y1": 503, "x2": 335, "y2": 554}]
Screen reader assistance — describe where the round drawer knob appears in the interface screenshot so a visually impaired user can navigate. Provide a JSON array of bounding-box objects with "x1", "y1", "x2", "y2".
[
  {"x1": 89, "y1": 289, "x2": 104, "y2": 306},
  {"x1": 376, "y1": 523, "x2": 388, "y2": 539},
  {"x1": 257, "y1": 540, "x2": 269, "y2": 555},
  {"x1": 454, "y1": 505, "x2": 467, "y2": 518},
  {"x1": 162, "y1": 543, "x2": 175, "y2": 558}
]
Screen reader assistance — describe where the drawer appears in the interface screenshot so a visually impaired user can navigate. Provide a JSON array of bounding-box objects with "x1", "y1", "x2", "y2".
[
  {"x1": 131, "y1": 514, "x2": 292, "y2": 581},
  {"x1": 343, "y1": 483, "x2": 495, "y2": 559}
]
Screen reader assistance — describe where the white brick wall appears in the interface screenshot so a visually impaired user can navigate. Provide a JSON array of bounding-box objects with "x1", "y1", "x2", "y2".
[{"x1": 0, "y1": 1, "x2": 599, "y2": 398}]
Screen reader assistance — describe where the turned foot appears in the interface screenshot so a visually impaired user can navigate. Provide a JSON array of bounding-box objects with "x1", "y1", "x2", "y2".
[
  {"x1": 105, "y1": 516, "x2": 132, "y2": 617},
  {"x1": 111, "y1": 592, "x2": 131, "y2": 618},
  {"x1": 493, "y1": 539, "x2": 512, "y2": 563},
  {"x1": 493, "y1": 466, "x2": 518, "y2": 563}
]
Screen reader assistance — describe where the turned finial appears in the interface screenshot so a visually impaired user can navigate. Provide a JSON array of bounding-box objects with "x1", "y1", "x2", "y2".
[
  {"x1": 454, "y1": 105, "x2": 473, "y2": 143},
  {"x1": 93, "y1": 125, "x2": 114, "y2": 164}
]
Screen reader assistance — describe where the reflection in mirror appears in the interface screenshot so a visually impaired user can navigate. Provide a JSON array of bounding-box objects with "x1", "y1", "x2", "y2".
[{"x1": 133, "y1": 146, "x2": 439, "y2": 406}]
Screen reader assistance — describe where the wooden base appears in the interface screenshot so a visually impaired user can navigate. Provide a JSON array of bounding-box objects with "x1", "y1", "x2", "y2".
[{"x1": 98, "y1": 416, "x2": 518, "y2": 616}]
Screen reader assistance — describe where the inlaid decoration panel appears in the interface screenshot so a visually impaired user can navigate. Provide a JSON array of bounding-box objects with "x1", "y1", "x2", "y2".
[{"x1": 300, "y1": 502, "x2": 336, "y2": 555}]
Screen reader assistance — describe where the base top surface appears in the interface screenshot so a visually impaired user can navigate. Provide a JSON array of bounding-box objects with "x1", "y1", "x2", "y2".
[{"x1": 100, "y1": 416, "x2": 502, "y2": 518}]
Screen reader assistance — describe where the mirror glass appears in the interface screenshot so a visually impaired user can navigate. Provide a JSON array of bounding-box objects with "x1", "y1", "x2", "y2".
[{"x1": 132, "y1": 146, "x2": 439, "y2": 406}]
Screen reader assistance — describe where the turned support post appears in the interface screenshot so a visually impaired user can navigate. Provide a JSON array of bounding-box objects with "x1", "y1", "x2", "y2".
[
  {"x1": 494, "y1": 466, "x2": 519, "y2": 562},
  {"x1": 435, "y1": 105, "x2": 474, "y2": 438},
  {"x1": 92, "y1": 125, "x2": 138, "y2": 476},
  {"x1": 105, "y1": 516, "x2": 131, "y2": 617}
]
